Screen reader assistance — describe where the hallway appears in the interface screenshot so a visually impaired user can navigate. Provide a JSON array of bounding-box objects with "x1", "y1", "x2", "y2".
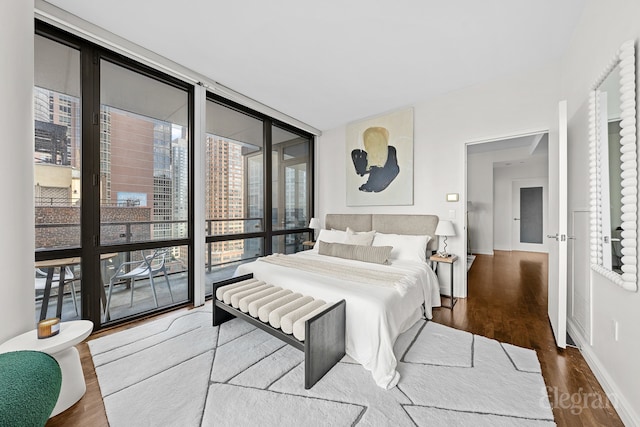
[{"x1": 432, "y1": 251, "x2": 623, "y2": 426}]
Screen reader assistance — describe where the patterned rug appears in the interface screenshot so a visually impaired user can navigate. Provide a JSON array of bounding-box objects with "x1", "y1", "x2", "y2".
[{"x1": 88, "y1": 303, "x2": 555, "y2": 426}]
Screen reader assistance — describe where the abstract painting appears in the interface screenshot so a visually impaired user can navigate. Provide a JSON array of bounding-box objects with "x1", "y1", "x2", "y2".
[{"x1": 346, "y1": 108, "x2": 414, "y2": 206}]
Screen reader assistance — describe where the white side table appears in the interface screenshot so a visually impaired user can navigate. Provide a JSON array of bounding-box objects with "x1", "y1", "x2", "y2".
[{"x1": 0, "y1": 320, "x2": 93, "y2": 417}]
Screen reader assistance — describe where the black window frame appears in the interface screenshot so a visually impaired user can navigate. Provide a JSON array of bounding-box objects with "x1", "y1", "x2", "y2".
[
  {"x1": 35, "y1": 20, "x2": 195, "y2": 330},
  {"x1": 204, "y1": 93, "x2": 315, "y2": 294}
]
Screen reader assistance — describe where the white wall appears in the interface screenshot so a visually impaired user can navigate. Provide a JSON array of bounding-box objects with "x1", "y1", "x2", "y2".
[
  {"x1": 466, "y1": 151, "x2": 495, "y2": 255},
  {"x1": 493, "y1": 157, "x2": 548, "y2": 252},
  {"x1": 317, "y1": 63, "x2": 560, "y2": 298},
  {"x1": 0, "y1": 0, "x2": 35, "y2": 343},
  {"x1": 561, "y1": 0, "x2": 640, "y2": 424}
]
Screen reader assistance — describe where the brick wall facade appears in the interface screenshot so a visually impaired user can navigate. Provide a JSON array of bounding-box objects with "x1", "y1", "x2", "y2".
[{"x1": 35, "y1": 206, "x2": 151, "y2": 249}]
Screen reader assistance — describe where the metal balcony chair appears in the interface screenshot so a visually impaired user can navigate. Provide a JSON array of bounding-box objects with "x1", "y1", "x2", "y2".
[
  {"x1": 103, "y1": 250, "x2": 174, "y2": 322},
  {"x1": 35, "y1": 266, "x2": 79, "y2": 316}
]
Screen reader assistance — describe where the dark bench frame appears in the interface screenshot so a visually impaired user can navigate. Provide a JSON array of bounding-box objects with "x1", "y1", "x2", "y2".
[{"x1": 213, "y1": 274, "x2": 346, "y2": 389}]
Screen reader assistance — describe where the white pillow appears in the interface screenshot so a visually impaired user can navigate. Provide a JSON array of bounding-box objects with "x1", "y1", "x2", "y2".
[
  {"x1": 313, "y1": 229, "x2": 348, "y2": 249},
  {"x1": 344, "y1": 227, "x2": 376, "y2": 246},
  {"x1": 372, "y1": 232, "x2": 431, "y2": 263}
]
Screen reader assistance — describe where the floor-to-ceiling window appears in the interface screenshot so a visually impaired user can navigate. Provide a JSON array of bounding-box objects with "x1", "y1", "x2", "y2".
[
  {"x1": 205, "y1": 95, "x2": 314, "y2": 294},
  {"x1": 34, "y1": 22, "x2": 314, "y2": 328},
  {"x1": 271, "y1": 125, "x2": 312, "y2": 254},
  {"x1": 98, "y1": 59, "x2": 191, "y2": 323},
  {"x1": 204, "y1": 99, "x2": 265, "y2": 293},
  {"x1": 33, "y1": 33, "x2": 83, "y2": 322},
  {"x1": 35, "y1": 22, "x2": 193, "y2": 328}
]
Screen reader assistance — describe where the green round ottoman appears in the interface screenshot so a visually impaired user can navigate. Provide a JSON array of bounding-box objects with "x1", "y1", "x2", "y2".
[{"x1": 0, "y1": 350, "x2": 62, "y2": 427}]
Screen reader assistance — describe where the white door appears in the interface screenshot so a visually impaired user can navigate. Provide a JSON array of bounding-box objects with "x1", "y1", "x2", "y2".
[
  {"x1": 570, "y1": 210, "x2": 591, "y2": 345},
  {"x1": 511, "y1": 178, "x2": 548, "y2": 253},
  {"x1": 547, "y1": 100, "x2": 568, "y2": 349}
]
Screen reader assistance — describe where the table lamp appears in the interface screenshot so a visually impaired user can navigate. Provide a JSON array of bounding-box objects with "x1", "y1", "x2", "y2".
[
  {"x1": 309, "y1": 217, "x2": 321, "y2": 240},
  {"x1": 435, "y1": 220, "x2": 455, "y2": 257}
]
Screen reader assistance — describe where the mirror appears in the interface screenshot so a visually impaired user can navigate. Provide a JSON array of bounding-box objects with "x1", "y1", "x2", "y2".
[
  {"x1": 597, "y1": 66, "x2": 623, "y2": 272},
  {"x1": 589, "y1": 40, "x2": 638, "y2": 292}
]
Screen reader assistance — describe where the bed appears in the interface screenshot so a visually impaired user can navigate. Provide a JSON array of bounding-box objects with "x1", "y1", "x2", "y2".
[{"x1": 235, "y1": 214, "x2": 441, "y2": 389}]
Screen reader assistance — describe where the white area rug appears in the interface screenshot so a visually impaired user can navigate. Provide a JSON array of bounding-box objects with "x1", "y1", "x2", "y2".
[{"x1": 88, "y1": 303, "x2": 555, "y2": 426}]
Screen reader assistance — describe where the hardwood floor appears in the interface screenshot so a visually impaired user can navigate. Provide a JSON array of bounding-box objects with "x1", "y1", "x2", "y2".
[
  {"x1": 48, "y1": 250, "x2": 623, "y2": 426},
  {"x1": 433, "y1": 251, "x2": 623, "y2": 427}
]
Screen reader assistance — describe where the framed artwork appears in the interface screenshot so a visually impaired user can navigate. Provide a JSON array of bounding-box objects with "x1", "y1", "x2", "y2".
[{"x1": 346, "y1": 107, "x2": 414, "y2": 206}]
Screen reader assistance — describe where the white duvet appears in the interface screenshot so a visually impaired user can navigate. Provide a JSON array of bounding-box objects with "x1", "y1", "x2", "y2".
[{"x1": 235, "y1": 249, "x2": 441, "y2": 389}]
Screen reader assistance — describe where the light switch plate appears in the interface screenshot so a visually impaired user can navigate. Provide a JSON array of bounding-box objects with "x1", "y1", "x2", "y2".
[{"x1": 448, "y1": 209, "x2": 456, "y2": 219}]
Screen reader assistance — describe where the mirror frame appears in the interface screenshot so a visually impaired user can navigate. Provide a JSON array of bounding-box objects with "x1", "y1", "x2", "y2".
[{"x1": 589, "y1": 39, "x2": 638, "y2": 292}]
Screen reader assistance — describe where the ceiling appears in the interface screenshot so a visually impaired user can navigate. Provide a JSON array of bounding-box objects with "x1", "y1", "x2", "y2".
[
  {"x1": 44, "y1": 0, "x2": 585, "y2": 131},
  {"x1": 467, "y1": 133, "x2": 548, "y2": 155},
  {"x1": 467, "y1": 132, "x2": 549, "y2": 169}
]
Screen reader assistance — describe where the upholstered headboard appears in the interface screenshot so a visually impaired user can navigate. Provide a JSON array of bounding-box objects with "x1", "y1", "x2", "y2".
[{"x1": 325, "y1": 214, "x2": 440, "y2": 252}]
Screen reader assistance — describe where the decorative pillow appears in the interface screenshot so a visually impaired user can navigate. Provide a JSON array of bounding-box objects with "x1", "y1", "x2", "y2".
[
  {"x1": 318, "y1": 241, "x2": 393, "y2": 265},
  {"x1": 344, "y1": 227, "x2": 376, "y2": 246},
  {"x1": 313, "y1": 229, "x2": 348, "y2": 249},
  {"x1": 372, "y1": 232, "x2": 431, "y2": 263}
]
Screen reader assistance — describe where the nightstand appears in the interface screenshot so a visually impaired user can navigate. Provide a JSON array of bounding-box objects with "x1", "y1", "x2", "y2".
[
  {"x1": 302, "y1": 241, "x2": 316, "y2": 250},
  {"x1": 429, "y1": 254, "x2": 458, "y2": 309}
]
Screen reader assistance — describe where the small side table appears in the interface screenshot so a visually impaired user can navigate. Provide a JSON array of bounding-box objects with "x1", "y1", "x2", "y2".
[
  {"x1": 0, "y1": 320, "x2": 93, "y2": 417},
  {"x1": 302, "y1": 241, "x2": 316, "y2": 250},
  {"x1": 429, "y1": 254, "x2": 458, "y2": 309}
]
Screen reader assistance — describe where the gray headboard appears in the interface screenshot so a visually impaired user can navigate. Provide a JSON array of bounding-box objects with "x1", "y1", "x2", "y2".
[{"x1": 325, "y1": 214, "x2": 440, "y2": 252}]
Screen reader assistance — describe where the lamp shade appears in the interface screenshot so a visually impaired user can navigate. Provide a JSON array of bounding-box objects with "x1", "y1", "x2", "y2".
[
  {"x1": 309, "y1": 217, "x2": 321, "y2": 229},
  {"x1": 435, "y1": 220, "x2": 455, "y2": 237}
]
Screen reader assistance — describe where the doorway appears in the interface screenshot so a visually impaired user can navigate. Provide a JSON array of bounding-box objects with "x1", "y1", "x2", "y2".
[{"x1": 466, "y1": 132, "x2": 549, "y2": 257}]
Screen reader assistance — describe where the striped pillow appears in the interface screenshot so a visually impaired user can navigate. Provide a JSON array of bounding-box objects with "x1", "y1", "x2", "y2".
[{"x1": 318, "y1": 241, "x2": 393, "y2": 265}]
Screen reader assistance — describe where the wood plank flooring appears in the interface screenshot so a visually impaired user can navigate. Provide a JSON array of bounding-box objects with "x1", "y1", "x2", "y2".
[
  {"x1": 48, "y1": 250, "x2": 623, "y2": 426},
  {"x1": 433, "y1": 251, "x2": 623, "y2": 426}
]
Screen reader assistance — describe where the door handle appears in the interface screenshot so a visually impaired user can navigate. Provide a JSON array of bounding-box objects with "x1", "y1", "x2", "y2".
[
  {"x1": 547, "y1": 234, "x2": 559, "y2": 241},
  {"x1": 514, "y1": 218, "x2": 520, "y2": 221}
]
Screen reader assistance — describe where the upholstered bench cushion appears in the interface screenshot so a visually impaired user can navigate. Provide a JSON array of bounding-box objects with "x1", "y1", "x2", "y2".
[
  {"x1": 292, "y1": 303, "x2": 333, "y2": 341},
  {"x1": 258, "y1": 293, "x2": 303, "y2": 323},
  {"x1": 215, "y1": 277, "x2": 258, "y2": 300},
  {"x1": 268, "y1": 296, "x2": 315, "y2": 329},
  {"x1": 230, "y1": 283, "x2": 270, "y2": 308},
  {"x1": 238, "y1": 286, "x2": 282, "y2": 313},
  {"x1": 280, "y1": 300, "x2": 326, "y2": 335},
  {"x1": 247, "y1": 289, "x2": 292, "y2": 318},
  {"x1": 216, "y1": 278, "x2": 340, "y2": 342}
]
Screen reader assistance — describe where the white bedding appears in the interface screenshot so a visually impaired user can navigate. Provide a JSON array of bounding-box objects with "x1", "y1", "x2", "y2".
[{"x1": 235, "y1": 249, "x2": 441, "y2": 389}]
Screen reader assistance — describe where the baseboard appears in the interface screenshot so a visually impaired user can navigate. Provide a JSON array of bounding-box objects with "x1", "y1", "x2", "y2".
[{"x1": 567, "y1": 320, "x2": 639, "y2": 426}]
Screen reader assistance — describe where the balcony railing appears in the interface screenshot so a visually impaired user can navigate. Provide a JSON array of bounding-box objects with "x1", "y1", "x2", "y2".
[
  {"x1": 36, "y1": 217, "x2": 309, "y2": 273},
  {"x1": 35, "y1": 197, "x2": 142, "y2": 207}
]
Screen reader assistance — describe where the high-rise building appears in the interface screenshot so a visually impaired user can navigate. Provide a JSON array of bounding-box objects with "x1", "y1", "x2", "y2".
[
  {"x1": 205, "y1": 135, "x2": 247, "y2": 264},
  {"x1": 33, "y1": 87, "x2": 81, "y2": 207}
]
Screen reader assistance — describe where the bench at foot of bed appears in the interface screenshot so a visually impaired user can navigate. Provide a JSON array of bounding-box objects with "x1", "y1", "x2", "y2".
[{"x1": 212, "y1": 274, "x2": 346, "y2": 389}]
